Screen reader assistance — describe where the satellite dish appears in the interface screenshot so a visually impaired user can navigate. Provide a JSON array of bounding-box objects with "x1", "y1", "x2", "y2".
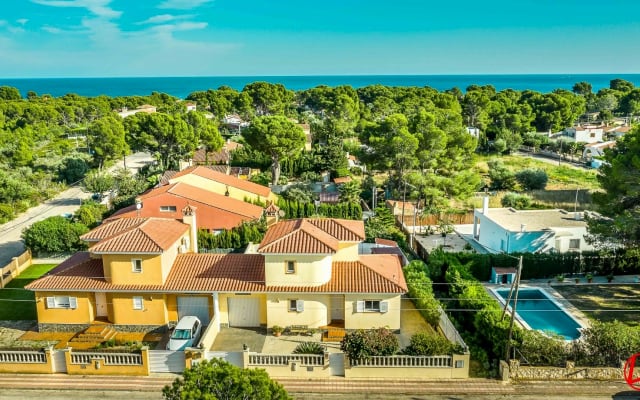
[{"x1": 278, "y1": 210, "x2": 285, "y2": 217}]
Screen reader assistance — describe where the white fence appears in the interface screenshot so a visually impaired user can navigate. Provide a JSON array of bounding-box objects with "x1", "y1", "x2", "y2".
[
  {"x1": 70, "y1": 351, "x2": 142, "y2": 365},
  {"x1": 354, "y1": 355, "x2": 452, "y2": 368},
  {"x1": 0, "y1": 350, "x2": 47, "y2": 364},
  {"x1": 249, "y1": 353, "x2": 325, "y2": 366},
  {"x1": 149, "y1": 350, "x2": 186, "y2": 373}
]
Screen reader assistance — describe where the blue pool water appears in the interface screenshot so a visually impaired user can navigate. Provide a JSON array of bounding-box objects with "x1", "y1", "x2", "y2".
[{"x1": 495, "y1": 288, "x2": 581, "y2": 340}]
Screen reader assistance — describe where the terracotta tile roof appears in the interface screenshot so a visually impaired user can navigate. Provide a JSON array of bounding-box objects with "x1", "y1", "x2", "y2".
[
  {"x1": 169, "y1": 166, "x2": 271, "y2": 198},
  {"x1": 375, "y1": 238, "x2": 399, "y2": 247},
  {"x1": 80, "y1": 218, "x2": 148, "y2": 243},
  {"x1": 89, "y1": 218, "x2": 189, "y2": 254},
  {"x1": 333, "y1": 176, "x2": 352, "y2": 184},
  {"x1": 259, "y1": 219, "x2": 339, "y2": 254},
  {"x1": 493, "y1": 267, "x2": 517, "y2": 274},
  {"x1": 191, "y1": 148, "x2": 229, "y2": 165},
  {"x1": 27, "y1": 253, "x2": 406, "y2": 294},
  {"x1": 165, "y1": 182, "x2": 263, "y2": 218},
  {"x1": 307, "y1": 218, "x2": 365, "y2": 241},
  {"x1": 159, "y1": 170, "x2": 179, "y2": 186}
]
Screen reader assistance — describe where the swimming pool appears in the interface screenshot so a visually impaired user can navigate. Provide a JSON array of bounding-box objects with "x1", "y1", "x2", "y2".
[{"x1": 493, "y1": 288, "x2": 582, "y2": 340}]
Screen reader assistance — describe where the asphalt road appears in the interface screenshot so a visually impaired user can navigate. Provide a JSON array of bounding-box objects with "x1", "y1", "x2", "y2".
[{"x1": 0, "y1": 152, "x2": 154, "y2": 267}]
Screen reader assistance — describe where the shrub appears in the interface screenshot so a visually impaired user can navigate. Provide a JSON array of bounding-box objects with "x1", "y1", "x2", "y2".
[
  {"x1": 501, "y1": 192, "x2": 532, "y2": 209},
  {"x1": 22, "y1": 216, "x2": 89, "y2": 256},
  {"x1": 293, "y1": 342, "x2": 324, "y2": 355},
  {"x1": 570, "y1": 320, "x2": 640, "y2": 367},
  {"x1": 518, "y1": 330, "x2": 567, "y2": 366},
  {"x1": 515, "y1": 168, "x2": 548, "y2": 190},
  {"x1": 340, "y1": 328, "x2": 399, "y2": 363},
  {"x1": 488, "y1": 159, "x2": 516, "y2": 190},
  {"x1": 0, "y1": 203, "x2": 14, "y2": 223},
  {"x1": 402, "y1": 332, "x2": 459, "y2": 356}
]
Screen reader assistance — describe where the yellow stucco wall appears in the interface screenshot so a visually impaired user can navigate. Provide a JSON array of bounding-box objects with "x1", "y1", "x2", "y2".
[
  {"x1": 65, "y1": 348, "x2": 150, "y2": 376},
  {"x1": 344, "y1": 294, "x2": 402, "y2": 330},
  {"x1": 265, "y1": 293, "x2": 330, "y2": 328},
  {"x1": 0, "y1": 349, "x2": 55, "y2": 374},
  {"x1": 264, "y1": 254, "x2": 332, "y2": 286},
  {"x1": 102, "y1": 254, "x2": 164, "y2": 285},
  {"x1": 333, "y1": 242, "x2": 360, "y2": 261},
  {"x1": 34, "y1": 292, "x2": 94, "y2": 324},
  {"x1": 166, "y1": 294, "x2": 178, "y2": 322},
  {"x1": 111, "y1": 293, "x2": 168, "y2": 325}
]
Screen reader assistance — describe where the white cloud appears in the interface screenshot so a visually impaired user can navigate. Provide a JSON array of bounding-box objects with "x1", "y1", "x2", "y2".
[
  {"x1": 30, "y1": 0, "x2": 122, "y2": 19},
  {"x1": 138, "y1": 14, "x2": 194, "y2": 25},
  {"x1": 151, "y1": 21, "x2": 208, "y2": 33},
  {"x1": 42, "y1": 25, "x2": 63, "y2": 34},
  {"x1": 16, "y1": 19, "x2": 29, "y2": 25},
  {"x1": 158, "y1": 0, "x2": 213, "y2": 10}
]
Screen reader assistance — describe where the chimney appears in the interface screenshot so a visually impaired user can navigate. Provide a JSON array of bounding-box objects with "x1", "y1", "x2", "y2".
[
  {"x1": 520, "y1": 224, "x2": 526, "y2": 232},
  {"x1": 182, "y1": 205, "x2": 198, "y2": 253},
  {"x1": 482, "y1": 196, "x2": 489, "y2": 215}
]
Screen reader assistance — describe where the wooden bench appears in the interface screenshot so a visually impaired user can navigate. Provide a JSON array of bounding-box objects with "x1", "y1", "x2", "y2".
[
  {"x1": 287, "y1": 325, "x2": 309, "y2": 335},
  {"x1": 323, "y1": 328, "x2": 346, "y2": 342}
]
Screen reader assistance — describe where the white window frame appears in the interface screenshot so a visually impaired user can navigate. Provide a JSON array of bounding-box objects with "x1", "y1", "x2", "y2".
[
  {"x1": 288, "y1": 299, "x2": 304, "y2": 312},
  {"x1": 356, "y1": 300, "x2": 388, "y2": 313},
  {"x1": 46, "y1": 296, "x2": 78, "y2": 309},
  {"x1": 133, "y1": 296, "x2": 144, "y2": 310},
  {"x1": 285, "y1": 261, "x2": 296, "y2": 274},
  {"x1": 569, "y1": 238, "x2": 581, "y2": 249},
  {"x1": 160, "y1": 205, "x2": 177, "y2": 212},
  {"x1": 132, "y1": 259, "x2": 143, "y2": 273}
]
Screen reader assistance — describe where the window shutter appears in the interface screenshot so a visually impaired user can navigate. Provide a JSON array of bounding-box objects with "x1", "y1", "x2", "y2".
[
  {"x1": 356, "y1": 301, "x2": 364, "y2": 313},
  {"x1": 46, "y1": 297, "x2": 55, "y2": 309},
  {"x1": 69, "y1": 297, "x2": 78, "y2": 309},
  {"x1": 380, "y1": 301, "x2": 388, "y2": 313},
  {"x1": 296, "y1": 300, "x2": 304, "y2": 312}
]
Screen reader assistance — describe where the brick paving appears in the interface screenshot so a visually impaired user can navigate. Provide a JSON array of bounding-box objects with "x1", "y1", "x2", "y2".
[{"x1": 0, "y1": 373, "x2": 631, "y2": 397}]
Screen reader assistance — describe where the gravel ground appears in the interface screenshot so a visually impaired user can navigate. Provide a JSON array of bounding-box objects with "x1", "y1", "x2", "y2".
[{"x1": 0, "y1": 320, "x2": 53, "y2": 349}]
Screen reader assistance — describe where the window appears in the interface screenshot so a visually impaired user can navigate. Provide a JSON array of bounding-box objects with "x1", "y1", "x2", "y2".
[
  {"x1": 285, "y1": 261, "x2": 296, "y2": 274},
  {"x1": 46, "y1": 296, "x2": 78, "y2": 309},
  {"x1": 356, "y1": 300, "x2": 388, "y2": 313},
  {"x1": 569, "y1": 239, "x2": 580, "y2": 249},
  {"x1": 132, "y1": 259, "x2": 142, "y2": 273},
  {"x1": 160, "y1": 205, "x2": 177, "y2": 212},
  {"x1": 133, "y1": 296, "x2": 144, "y2": 310},
  {"x1": 288, "y1": 299, "x2": 304, "y2": 312}
]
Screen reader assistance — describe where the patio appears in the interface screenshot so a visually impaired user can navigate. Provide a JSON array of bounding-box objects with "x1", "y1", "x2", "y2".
[{"x1": 209, "y1": 297, "x2": 433, "y2": 353}]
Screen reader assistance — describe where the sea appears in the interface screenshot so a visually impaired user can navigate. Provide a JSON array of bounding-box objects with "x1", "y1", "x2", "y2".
[{"x1": 1, "y1": 74, "x2": 640, "y2": 99}]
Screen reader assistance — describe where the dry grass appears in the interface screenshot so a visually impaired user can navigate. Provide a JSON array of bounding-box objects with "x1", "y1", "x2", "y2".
[{"x1": 553, "y1": 284, "x2": 640, "y2": 327}]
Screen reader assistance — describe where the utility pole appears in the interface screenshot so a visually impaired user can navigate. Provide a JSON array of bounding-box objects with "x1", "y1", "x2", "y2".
[{"x1": 504, "y1": 256, "x2": 523, "y2": 363}]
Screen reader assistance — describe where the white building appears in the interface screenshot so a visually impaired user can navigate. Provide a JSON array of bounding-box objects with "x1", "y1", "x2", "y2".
[
  {"x1": 472, "y1": 198, "x2": 594, "y2": 254},
  {"x1": 563, "y1": 125, "x2": 604, "y2": 144}
]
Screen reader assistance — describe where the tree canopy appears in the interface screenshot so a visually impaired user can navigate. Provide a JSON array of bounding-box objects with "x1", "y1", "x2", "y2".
[
  {"x1": 243, "y1": 115, "x2": 305, "y2": 185},
  {"x1": 587, "y1": 125, "x2": 640, "y2": 249},
  {"x1": 162, "y1": 358, "x2": 291, "y2": 400}
]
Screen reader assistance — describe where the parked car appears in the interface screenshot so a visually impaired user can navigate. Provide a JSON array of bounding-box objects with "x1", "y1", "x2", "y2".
[{"x1": 166, "y1": 316, "x2": 202, "y2": 351}]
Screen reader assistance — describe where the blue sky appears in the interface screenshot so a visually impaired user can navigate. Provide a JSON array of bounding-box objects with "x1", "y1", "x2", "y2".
[{"x1": 1, "y1": 0, "x2": 640, "y2": 77}]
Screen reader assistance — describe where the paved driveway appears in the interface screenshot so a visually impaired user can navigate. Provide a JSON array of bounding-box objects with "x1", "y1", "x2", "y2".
[{"x1": 0, "y1": 152, "x2": 154, "y2": 266}]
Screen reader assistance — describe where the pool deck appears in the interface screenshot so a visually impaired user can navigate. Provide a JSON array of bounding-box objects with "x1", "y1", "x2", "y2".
[{"x1": 486, "y1": 274, "x2": 640, "y2": 338}]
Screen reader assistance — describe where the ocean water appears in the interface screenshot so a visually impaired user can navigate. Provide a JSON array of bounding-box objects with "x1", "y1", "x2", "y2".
[{"x1": 1, "y1": 74, "x2": 640, "y2": 99}]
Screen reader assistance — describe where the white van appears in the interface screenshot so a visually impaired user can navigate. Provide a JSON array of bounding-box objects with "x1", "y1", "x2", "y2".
[{"x1": 167, "y1": 316, "x2": 202, "y2": 351}]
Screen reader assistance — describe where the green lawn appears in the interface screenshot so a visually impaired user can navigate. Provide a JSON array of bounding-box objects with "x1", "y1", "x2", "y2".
[
  {"x1": 0, "y1": 263, "x2": 58, "y2": 320},
  {"x1": 553, "y1": 284, "x2": 640, "y2": 327}
]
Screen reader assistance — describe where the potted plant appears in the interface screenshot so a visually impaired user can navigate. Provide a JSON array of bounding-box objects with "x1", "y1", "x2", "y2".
[
  {"x1": 556, "y1": 274, "x2": 565, "y2": 283},
  {"x1": 586, "y1": 273, "x2": 593, "y2": 283},
  {"x1": 607, "y1": 273, "x2": 614, "y2": 283},
  {"x1": 271, "y1": 325, "x2": 284, "y2": 337},
  {"x1": 574, "y1": 277, "x2": 580, "y2": 284}
]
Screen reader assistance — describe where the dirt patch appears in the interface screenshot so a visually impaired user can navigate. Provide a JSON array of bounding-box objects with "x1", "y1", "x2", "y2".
[{"x1": 0, "y1": 320, "x2": 57, "y2": 349}]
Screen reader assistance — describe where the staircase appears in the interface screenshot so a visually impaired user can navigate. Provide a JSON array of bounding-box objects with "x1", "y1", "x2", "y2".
[{"x1": 69, "y1": 324, "x2": 117, "y2": 348}]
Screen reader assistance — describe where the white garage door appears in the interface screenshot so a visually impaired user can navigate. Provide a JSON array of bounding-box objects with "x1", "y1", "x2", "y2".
[
  {"x1": 177, "y1": 296, "x2": 210, "y2": 325},
  {"x1": 228, "y1": 297, "x2": 260, "y2": 327}
]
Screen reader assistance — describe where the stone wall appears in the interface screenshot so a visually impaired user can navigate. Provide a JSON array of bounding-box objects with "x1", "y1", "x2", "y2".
[
  {"x1": 508, "y1": 360, "x2": 623, "y2": 381},
  {"x1": 38, "y1": 323, "x2": 167, "y2": 333}
]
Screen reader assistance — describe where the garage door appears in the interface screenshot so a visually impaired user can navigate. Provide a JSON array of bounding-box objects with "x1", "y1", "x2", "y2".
[
  {"x1": 228, "y1": 297, "x2": 260, "y2": 327},
  {"x1": 177, "y1": 296, "x2": 210, "y2": 325}
]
